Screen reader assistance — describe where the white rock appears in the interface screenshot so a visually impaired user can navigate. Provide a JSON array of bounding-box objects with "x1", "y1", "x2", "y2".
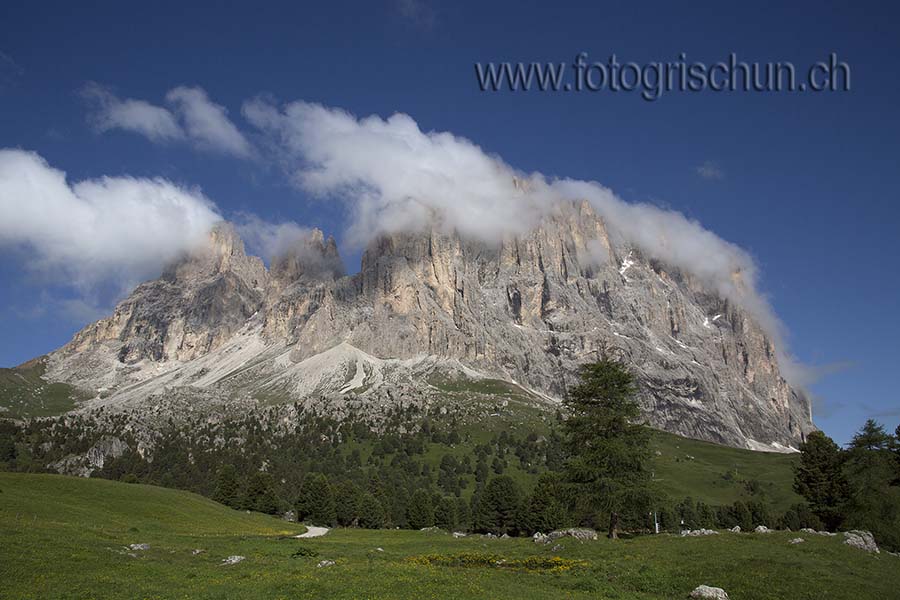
[
  {"x1": 789, "y1": 538, "x2": 805, "y2": 544},
  {"x1": 128, "y1": 543, "x2": 150, "y2": 551},
  {"x1": 843, "y1": 530, "x2": 879, "y2": 553},
  {"x1": 452, "y1": 531, "x2": 467, "y2": 538},
  {"x1": 221, "y1": 555, "x2": 245, "y2": 565},
  {"x1": 537, "y1": 528, "x2": 598, "y2": 544},
  {"x1": 316, "y1": 559, "x2": 336, "y2": 568},
  {"x1": 690, "y1": 584, "x2": 729, "y2": 599},
  {"x1": 754, "y1": 525, "x2": 771, "y2": 534},
  {"x1": 681, "y1": 529, "x2": 719, "y2": 537},
  {"x1": 729, "y1": 526, "x2": 741, "y2": 533}
]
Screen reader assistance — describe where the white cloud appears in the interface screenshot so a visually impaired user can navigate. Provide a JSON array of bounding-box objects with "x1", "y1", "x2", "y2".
[
  {"x1": 166, "y1": 86, "x2": 253, "y2": 157},
  {"x1": 235, "y1": 213, "x2": 345, "y2": 277},
  {"x1": 0, "y1": 149, "x2": 222, "y2": 294},
  {"x1": 82, "y1": 84, "x2": 252, "y2": 157},
  {"x1": 244, "y1": 99, "x2": 800, "y2": 379},
  {"x1": 82, "y1": 83, "x2": 183, "y2": 142},
  {"x1": 234, "y1": 213, "x2": 317, "y2": 260},
  {"x1": 696, "y1": 160, "x2": 725, "y2": 180},
  {"x1": 243, "y1": 99, "x2": 549, "y2": 245}
]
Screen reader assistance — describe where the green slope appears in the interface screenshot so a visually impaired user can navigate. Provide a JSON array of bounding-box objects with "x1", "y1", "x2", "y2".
[
  {"x1": 0, "y1": 357, "x2": 85, "y2": 418},
  {"x1": 650, "y1": 430, "x2": 803, "y2": 511},
  {"x1": 1, "y1": 473, "x2": 897, "y2": 600}
]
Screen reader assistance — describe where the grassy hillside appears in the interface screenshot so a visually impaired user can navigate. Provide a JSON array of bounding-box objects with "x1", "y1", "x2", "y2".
[
  {"x1": 0, "y1": 357, "x2": 84, "y2": 419},
  {"x1": 1, "y1": 473, "x2": 897, "y2": 600},
  {"x1": 650, "y1": 430, "x2": 803, "y2": 511}
]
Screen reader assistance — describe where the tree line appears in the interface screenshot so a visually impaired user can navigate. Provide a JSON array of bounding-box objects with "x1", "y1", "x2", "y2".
[{"x1": 1, "y1": 359, "x2": 897, "y2": 549}]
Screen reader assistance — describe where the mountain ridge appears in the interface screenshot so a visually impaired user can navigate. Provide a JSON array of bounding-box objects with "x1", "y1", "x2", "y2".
[{"x1": 38, "y1": 200, "x2": 813, "y2": 450}]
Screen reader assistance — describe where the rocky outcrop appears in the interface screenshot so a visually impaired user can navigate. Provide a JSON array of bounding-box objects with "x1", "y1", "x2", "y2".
[
  {"x1": 42, "y1": 202, "x2": 814, "y2": 449},
  {"x1": 690, "y1": 585, "x2": 729, "y2": 600},
  {"x1": 533, "y1": 528, "x2": 599, "y2": 544},
  {"x1": 843, "y1": 530, "x2": 879, "y2": 553}
]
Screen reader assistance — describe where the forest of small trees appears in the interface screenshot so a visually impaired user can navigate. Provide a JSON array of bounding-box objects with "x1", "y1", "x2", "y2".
[{"x1": 1, "y1": 360, "x2": 898, "y2": 550}]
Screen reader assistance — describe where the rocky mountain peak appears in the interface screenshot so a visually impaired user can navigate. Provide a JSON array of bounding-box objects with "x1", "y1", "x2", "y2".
[
  {"x1": 44, "y1": 206, "x2": 815, "y2": 451},
  {"x1": 270, "y1": 227, "x2": 344, "y2": 286},
  {"x1": 161, "y1": 221, "x2": 267, "y2": 291}
]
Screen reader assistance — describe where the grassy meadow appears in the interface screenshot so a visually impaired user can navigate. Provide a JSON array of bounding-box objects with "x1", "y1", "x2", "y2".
[{"x1": 1, "y1": 472, "x2": 897, "y2": 600}]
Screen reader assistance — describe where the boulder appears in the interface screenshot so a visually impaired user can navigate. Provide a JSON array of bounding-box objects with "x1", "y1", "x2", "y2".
[
  {"x1": 128, "y1": 543, "x2": 150, "y2": 551},
  {"x1": 534, "y1": 528, "x2": 599, "y2": 544},
  {"x1": 316, "y1": 559, "x2": 336, "y2": 568},
  {"x1": 221, "y1": 555, "x2": 245, "y2": 565},
  {"x1": 729, "y1": 526, "x2": 741, "y2": 533},
  {"x1": 690, "y1": 585, "x2": 729, "y2": 599},
  {"x1": 843, "y1": 530, "x2": 879, "y2": 553},
  {"x1": 754, "y1": 525, "x2": 771, "y2": 534},
  {"x1": 789, "y1": 538, "x2": 805, "y2": 544}
]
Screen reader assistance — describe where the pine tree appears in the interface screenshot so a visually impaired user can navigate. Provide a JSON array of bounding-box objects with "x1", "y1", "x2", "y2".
[
  {"x1": 473, "y1": 475, "x2": 521, "y2": 535},
  {"x1": 793, "y1": 430, "x2": 851, "y2": 530},
  {"x1": 297, "y1": 473, "x2": 336, "y2": 526},
  {"x1": 406, "y1": 488, "x2": 434, "y2": 529},
  {"x1": 842, "y1": 420, "x2": 900, "y2": 549},
  {"x1": 243, "y1": 471, "x2": 278, "y2": 514},
  {"x1": 212, "y1": 464, "x2": 241, "y2": 509},
  {"x1": 520, "y1": 472, "x2": 568, "y2": 534},
  {"x1": 562, "y1": 359, "x2": 652, "y2": 538},
  {"x1": 433, "y1": 496, "x2": 457, "y2": 531},
  {"x1": 333, "y1": 480, "x2": 362, "y2": 526},
  {"x1": 850, "y1": 420, "x2": 892, "y2": 451},
  {"x1": 358, "y1": 492, "x2": 386, "y2": 529}
]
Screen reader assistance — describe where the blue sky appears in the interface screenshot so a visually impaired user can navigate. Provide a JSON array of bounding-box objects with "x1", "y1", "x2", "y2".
[{"x1": 1, "y1": 1, "x2": 898, "y2": 445}]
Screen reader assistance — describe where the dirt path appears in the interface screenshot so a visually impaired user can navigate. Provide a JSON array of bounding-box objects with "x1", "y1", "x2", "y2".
[{"x1": 295, "y1": 526, "x2": 329, "y2": 538}]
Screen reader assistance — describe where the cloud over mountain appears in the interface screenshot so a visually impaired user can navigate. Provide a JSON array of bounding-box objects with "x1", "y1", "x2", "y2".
[
  {"x1": 82, "y1": 84, "x2": 252, "y2": 157},
  {"x1": 0, "y1": 149, "x2": 221, "y2": 293}
]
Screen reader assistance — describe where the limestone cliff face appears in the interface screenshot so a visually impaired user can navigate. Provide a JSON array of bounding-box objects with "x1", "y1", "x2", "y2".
[{"x1": 45, "y1": 203, "x2": 814, "y2": 450}]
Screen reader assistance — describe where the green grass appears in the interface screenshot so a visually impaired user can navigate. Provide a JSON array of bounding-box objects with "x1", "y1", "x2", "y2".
[
  {"x1": 1, "y1": 473, "x2": 897, "y2": 599},
  {"x1": 0, "y1": 357, "x2": 85, "y2": 419},
  {"x1": 650, "y1": 430, "x2": 803, "y2": 511}
]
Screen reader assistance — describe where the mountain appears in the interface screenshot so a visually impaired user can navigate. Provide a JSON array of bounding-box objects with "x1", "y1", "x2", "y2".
[{"x1": 38, "y1": 201, "x2": 813, "y2": 450}]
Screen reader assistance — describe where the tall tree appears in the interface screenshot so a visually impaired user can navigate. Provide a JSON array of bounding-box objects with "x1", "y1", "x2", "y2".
[
  {"x1": 562, "y1": 358, "x2": 652, "y2": 538},
  {"x1": 433, "y1": 496, "x2": 458, "y2": 531},
  {"x1": 793, "y1": 430, "x2": 851, "y2": 530},
  {"x1": 473, "y1": 475, "x2": 521, "y2": 535},
  {"x1": 212, "y1": 464, "x2": 241, "y2": 509},
  {"x1": 520, "y1": 472, "x2": 569, "y2": 534},
  {"x1": 842, "y1": 420, "x2": 900, "y2": 548},
  {"x1": 406, "y1": 489, "x2": 434, "y2": 529},
  {"x1": 333, "y1": 480, "x2": 362, "y2": 526},
  {"x1": 243, "y1": 471, "x2": 278, "y2": 514},
  {"x1": 851, "y1": 420, "x2": 892, "y2": 451},
  {"x1": 297, "y1": 473, "x2": 336, "y2": 526},
  {"x1": 357, "y1": 492, "x2": 386, "y2": 529}
]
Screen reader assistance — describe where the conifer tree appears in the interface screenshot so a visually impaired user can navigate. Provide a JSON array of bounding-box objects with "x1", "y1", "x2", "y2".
[
  {"x1": 562, "y1": 358, "x2": 652, "y2": 538},
  {"x1": 297, "y1": 473, "x2": 336, "y2": 526},
  {"x1": 406, "y1": 489, "x2": 434, "y2": 529},
  {"x1": 212, "y1": 464, "x2": 241, "y2": 509},
  {"x1": 793, "y1": 430, "x2": 851, "y2": 530}
]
